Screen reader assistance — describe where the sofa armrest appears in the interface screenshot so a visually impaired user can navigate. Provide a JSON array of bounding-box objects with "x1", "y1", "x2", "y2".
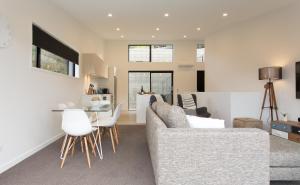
[{"x1": 155, "y1": 128, "x2": 270, "y2": 185}]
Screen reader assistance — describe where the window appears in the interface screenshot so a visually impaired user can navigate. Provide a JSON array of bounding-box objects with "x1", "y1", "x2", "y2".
[
  {"x1": 32, "y1": 25, "x2": 79, "y2": 77},
  {"x1": 151, "y1": 44, "x2": 173, "y2": 62},
  {"x1": 128, "y1": 72, "x2": 151, "y2": 110},
  {"x1": 128, "y1": 45, "x2": 150, "y2": 62},
  {"x1": 197, "y1": 43, "x2": 205, "y2": 62},
  {"x1": 128, "y1": 44, "x2": 173, "y2": 62}
]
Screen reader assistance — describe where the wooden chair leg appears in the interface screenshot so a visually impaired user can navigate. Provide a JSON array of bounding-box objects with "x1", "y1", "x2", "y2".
[
  {"x1": 60, "y1": 134, "x2": 68, "y2": 159},
  {"x1": 71, "y1": 137, "x2": 77, "y2": 157},
  {"x1": 60, "y1": 136, "x2": 73, "y2": 168},
  {"x1": 84, "y1": 137, "x2": 91, "y2": 168},
  {"x1": 109, "y1": 128, "x2": 116, "y2": 153},
  {"x1": 116, "y1": 124, "x2": 120, "y2": 136},
  {"x1": 80, "y1": 137, "x2": 84, "y2": 153},
  {"x1": 113, "y1": 126, "x2": 119, "y2": 145},
  {"x1": 88, "y1": 135, "x2": 96, "y2": 157}
]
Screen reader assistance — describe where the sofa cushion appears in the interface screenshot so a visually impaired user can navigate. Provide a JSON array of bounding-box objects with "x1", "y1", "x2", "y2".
[
  {"x1": 156, "y1": 102, "x2": 189, "y2": 128},
  {"x1": 186, "y1": 115, "x2": 225, "y2": 128},
  {"x1": 270, "y1": 135, "x2": 300, "y2": 167}
]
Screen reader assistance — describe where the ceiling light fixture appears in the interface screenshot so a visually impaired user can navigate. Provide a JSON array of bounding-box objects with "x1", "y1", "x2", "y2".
[
  {"x1": 120, "y1": 35, "x2": 124, "y2": 38},
  {"x1": 107, "y1": 13, "x2": 113, "y2": 17},
  {"x1": 164, "y1": 13, "x2": 169, "y2": 17},
  {"x1": 222, "y1": 13, "x2": 228, "y2": 17},
  {"x1": 116, "y1": 27, "x2": 120, "y2": 31},
  {"x1": 152, "y1": 35, "x2": 155, "y2": 38},
  {"x1": 156, "y1": 27, "x2": 160, "y2": 31},
  {"x1": 196, "y1": 27, "x2": 201, "y2": 31},
  {"x1": 183, "y1": 35, "x2": 187, "y2": 38}
]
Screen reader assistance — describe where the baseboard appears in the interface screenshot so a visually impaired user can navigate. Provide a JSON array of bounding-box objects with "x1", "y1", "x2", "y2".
[{"x1": 0, "y1": 132, "x2": 64, "y2": 174}]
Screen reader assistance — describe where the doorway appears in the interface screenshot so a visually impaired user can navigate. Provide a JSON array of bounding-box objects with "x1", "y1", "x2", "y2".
[{"x1": 197, "y1": 70, "x2": 205, "y2": 92}]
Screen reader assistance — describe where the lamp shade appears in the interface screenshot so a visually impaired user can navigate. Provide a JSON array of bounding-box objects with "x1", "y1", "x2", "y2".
[{"x1": 259, "y1": 67, "x2": 282, "y2": 80}]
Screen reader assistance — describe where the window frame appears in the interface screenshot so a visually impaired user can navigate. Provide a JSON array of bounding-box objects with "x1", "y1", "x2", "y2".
[
  {"x1": 127, "y1": 70, "x2": 174, "y2": 110},
  {"x1": 32, "y1": 24, "x2": 79, "y2": 77},
  {"x1": 128, "y1": 44, "x2": 151, "y2": 63},
  {"x1": 32, "y1": 45, "x2": 77, "y2": 77},
  {"x1": 128, "y1": 44, "x2": 173, "y2": 63},
  {"x1": 196, "y1": 43, "x2": 205, "y2": 63}
]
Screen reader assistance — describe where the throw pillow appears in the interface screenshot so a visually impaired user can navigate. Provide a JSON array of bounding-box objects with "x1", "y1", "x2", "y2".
[
  {"x1": 156, "y1": 102, "x2": 189, "y2": 128},
  {"x1": 181, "y1": 94, "x2": 197, "y2": 109},
  {"x1": 186, "y1": 115, "x2": 225, "y2": 128}
]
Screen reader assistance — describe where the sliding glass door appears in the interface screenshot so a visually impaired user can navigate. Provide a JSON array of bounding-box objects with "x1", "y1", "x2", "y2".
[
  {"x1": 128, "y1": 71, "x2": 173, "y2": 110},
  {"x1": 128, "y1": 72, "x2": 150, "y2": 110}
]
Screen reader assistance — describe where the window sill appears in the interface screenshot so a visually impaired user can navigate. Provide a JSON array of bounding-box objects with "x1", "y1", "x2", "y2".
[{"x1": 31, "y1": 67, "x2": 80, "y2": 80}]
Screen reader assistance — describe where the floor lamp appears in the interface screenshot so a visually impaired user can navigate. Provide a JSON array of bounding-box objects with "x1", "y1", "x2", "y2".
[{"x1": 259, "y1": 67, "x2": 282, "y2": 121}]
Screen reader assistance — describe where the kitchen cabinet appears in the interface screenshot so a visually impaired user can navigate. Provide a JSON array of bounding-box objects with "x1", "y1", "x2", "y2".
[{"x1": 82, "y1": 53, "x2": 108, "y2": 79}]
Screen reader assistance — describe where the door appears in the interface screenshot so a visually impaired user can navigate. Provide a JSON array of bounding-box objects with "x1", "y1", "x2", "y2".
[
  {"x1": 151, "y1": 72, "x2": 173, "y2": 105},
  {"x1": 197, "y1": 70, "x2": 205, "y2": 92},
  {"x1": 128, "y1": 71, "x2": 173, "y2": 110}
]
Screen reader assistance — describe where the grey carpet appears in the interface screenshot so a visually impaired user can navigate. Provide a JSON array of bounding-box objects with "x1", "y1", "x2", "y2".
[
  {"x1": 0, "y1": 125, "x2": 155, "y2": 185},
  {"x1": 0, "y1": 125, "x2": 299, "y2": 185}
]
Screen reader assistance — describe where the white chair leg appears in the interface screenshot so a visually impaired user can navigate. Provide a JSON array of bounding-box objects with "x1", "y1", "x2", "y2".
[{"x1": 92, "y1": 130, "x2": 103, "y2": 160}]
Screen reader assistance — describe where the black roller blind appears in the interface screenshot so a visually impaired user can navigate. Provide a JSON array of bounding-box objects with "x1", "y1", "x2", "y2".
[{"x1": 32, "y1": 24, "x2": 79, "y2": 64}]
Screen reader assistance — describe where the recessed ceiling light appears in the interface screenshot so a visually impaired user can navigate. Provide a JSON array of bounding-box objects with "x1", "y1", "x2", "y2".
[
  {"x1": 152, "y1": 35, "x2": 155, "y2": 38},
  {"x1": 156, "y1": 27, "x2": 160, "y2": 31},
  {"x1": 222, "y1": 13, "x2": 228, "y2": 17},
  {"x1": 107, "y1": 13, "x2": 113, "y2": 17},
  {"x1": 116, "y1": 27, "x2": 120, "y2": 31},
  {"x1": 196, "y1": 27, "x2": 201, "y2": 31},
  {"x1": 164, "y1": 13, "x2": 169, "y2": 17},
  {"x1": 183, "y1": 35, "x2": 187, "y2": 38},
  {"x1": 120, "y1": 35, "x2": 124, "y2": 38}
]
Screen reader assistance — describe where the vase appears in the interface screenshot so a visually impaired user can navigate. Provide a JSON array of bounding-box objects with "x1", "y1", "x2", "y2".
[{"x1": 283, "y1": 115, "x2": 288, "y2": 122}]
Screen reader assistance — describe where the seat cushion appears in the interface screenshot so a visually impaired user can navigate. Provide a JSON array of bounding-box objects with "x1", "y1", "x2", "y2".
[
  {"x1": 270, "y1": 135, "x2": 300, "y2": 167},
  {"x1": 156, "y1": 102, "x2": 189, "y2": 128}
]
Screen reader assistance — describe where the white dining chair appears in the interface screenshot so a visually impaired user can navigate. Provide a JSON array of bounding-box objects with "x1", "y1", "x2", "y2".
[
  {"x1": 92, "y1": 104, "x2": 122, "y2": 153},
  {"x1": 60, "y1": 109, "x2": 102, "y2": 168}
]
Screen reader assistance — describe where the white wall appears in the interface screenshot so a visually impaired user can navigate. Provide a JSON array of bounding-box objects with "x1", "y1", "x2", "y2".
[
  {"x1": 103, "y1": 40, "x2": 204, "y2": 110},
  {"x1": 194, "y1": 92, "x2": 262, "y2": 128},
  {"x1": 0, "y1": 0, "x2": 104, "y2": 173},
  {"x1": 205, "y1": 2, "x2": 300, "y2": 122}
]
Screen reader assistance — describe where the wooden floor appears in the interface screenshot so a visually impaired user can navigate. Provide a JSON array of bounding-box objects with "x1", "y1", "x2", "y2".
[{"x1": 118, "y1": 111, "x2": 139, "y2": 125}]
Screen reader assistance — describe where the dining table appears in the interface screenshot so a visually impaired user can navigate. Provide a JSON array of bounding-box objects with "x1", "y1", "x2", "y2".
[{"x1": 51, "y1": 105, "x2": 112, "y2": 113}]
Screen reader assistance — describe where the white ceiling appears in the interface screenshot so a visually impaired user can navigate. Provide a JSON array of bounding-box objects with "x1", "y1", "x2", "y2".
[{"x1": 49, "y1": 0, "x2": 297, "y2": 40}]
